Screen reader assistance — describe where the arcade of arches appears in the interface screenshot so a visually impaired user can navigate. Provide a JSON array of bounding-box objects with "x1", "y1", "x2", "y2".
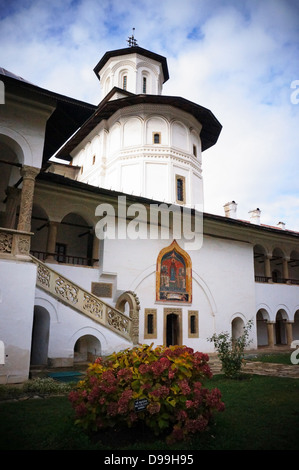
[
  {"x1": 254, "y1": 245, "x2": 299, "y2": 285},
  {"x1": 256, "y1": 309, "x2": 299, "y2": 348}
]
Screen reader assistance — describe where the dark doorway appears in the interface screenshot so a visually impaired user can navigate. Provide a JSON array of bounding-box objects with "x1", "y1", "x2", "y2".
[
  {"x1": 275, "y1": 311, "x2": 287, "y2": 345},
  {"x1": 166, "y1": 313, "x2": 179, "y2": 346},
  {"x1": 30, "y1": 306, "x2": 50, "y2": 366}
]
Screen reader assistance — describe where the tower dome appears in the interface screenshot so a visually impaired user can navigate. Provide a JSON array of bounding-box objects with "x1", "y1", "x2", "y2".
[
  {"x1": 93, "y1": 41, "x2": 169, "y2": 98},
  {"x1": 56, "y1": 42, "x2": 221, "y2": 208}
]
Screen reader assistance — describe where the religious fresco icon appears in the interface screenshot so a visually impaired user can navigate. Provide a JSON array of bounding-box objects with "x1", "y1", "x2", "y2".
[{"x1": 156, "y1": 240, "x2": 192, "y2": 303}]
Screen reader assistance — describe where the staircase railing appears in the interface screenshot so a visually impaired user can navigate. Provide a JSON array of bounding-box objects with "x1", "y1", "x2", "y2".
[{"x1": 30, "y1": 255, "x2": 132, "y2": 341}]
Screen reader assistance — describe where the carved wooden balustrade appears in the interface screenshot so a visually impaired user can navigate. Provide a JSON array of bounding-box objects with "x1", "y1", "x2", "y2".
[{"x1": 30, "y1": 255, "x2": 132, "y2": 342}]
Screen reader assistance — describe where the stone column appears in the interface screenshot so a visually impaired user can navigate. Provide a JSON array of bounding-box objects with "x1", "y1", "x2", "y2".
[
  {"x1": 264, "y1": 254, "x2": 272, "y2": 281},
  {"x1": 17, "y1": 165, "x2": 39, "y2": 232},
  {"x1": 286, "y1": 322, "x2": 293, "y2": 347},
  {"x1": 92, "y1": 232, "x2": 99, "y2": 267},
  {"x1": 4, "y1": 186, "x2": 21, "y2": 229},
  {"x1": 267, "y1": 322, "x2": 275, "y2": 348},
  {"x1": 45, "y1": 221, "x2": 59, "y2": 262},
  {"x1": 282, "y1": 257, "x2": 290, "y2": 282}
]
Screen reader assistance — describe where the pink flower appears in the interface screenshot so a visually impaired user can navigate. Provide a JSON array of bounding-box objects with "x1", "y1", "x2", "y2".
[
  {"x1": 176, "y1": 410, "x2": 187, "y2": 421},
  {"x1": 186, "y1": 400, "x2": 194, "y2": 409},
  {"x1": 139, "y1": 363, "x2": 150, "y2": 374},
  {"x1": 147, "y1": 402, "x2": 161, "y2": 414},
  {"x1": 102, "y1": 370, "x2": 117, "y2": 384},
  {"x1": 159, "y1": 357, "x2": 171, "y2": 369},
  {"x1": 151, "y1": 362, "x2": 164, "y2": 376},
  {"x1": 107, "y1": 402, "x2": 118, "y2": 416},
  {"x1": 75, "y1": 402, "x2": 87, "y2": 418},
  {"x1": 117, "y1": 368, "x2": 133, "y2": 381},
  {"x1": 178, "y1": 379, "x2": 191, "y2": 395}
]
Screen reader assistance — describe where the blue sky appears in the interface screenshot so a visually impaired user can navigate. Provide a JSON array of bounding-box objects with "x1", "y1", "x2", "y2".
[{"x1": 0, "y1": 0, "x2": 298, "y2": 230}]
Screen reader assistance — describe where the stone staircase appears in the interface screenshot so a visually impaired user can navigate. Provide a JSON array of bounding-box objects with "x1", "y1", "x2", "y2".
[{"x1": 30, "y1": 255, "x2": 133, "y2": 342}]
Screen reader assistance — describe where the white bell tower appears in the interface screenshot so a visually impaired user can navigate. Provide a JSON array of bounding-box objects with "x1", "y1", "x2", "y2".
[
  {"x1": 93, "y1": 31, "x2": 169, "y2": 99},
  {"x1": 65, "y1": 37, "x2": 222, "y2": 209}
]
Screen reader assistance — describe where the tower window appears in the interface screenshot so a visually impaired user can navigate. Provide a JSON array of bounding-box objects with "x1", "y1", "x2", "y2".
[
  {"x1": 143, "y1": 77, "x2": 147, "y2": 93},
  {"x1": 123, "y1": 75, "x2": 127, "y2": 90},
  {"x1": 193, "y1": 144, "x2": 197, "y2": 157},
  {"x1": 153, "y1": 132, "x2": 161, "y2": 144},
  {"x1": 176, "y1": 175, "x2": 185, "y2": 203},
  {"x1": 92, "y1": 155, "x2": 96, "y2": 165}
]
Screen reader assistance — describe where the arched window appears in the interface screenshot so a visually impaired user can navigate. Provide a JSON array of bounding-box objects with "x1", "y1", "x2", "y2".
[
  {"x1": 143, "y1": 76, "x2": 147, "y2": 93},
  {"x1": 144, "y1": 308, "x2": 157, "y2": 339},
  {"x1": 123, "y1": 75, "x2": 127, "y2": 90},
  {"x1": 153, "y1": 132, "x2": 161, "y2": 144},
  {"x1": 176, "y1": 175, "x2": 185, "y2": 203},
  {"x1": 156, "y1": 240, "x2": 192, "y2": 303}
]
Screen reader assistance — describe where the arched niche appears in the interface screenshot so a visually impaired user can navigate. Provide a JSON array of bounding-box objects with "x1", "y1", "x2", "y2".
[
  {"x1": 74, "y1": 335, "x2": 101, "y2": 363},
  {"x1": 145, "y1": 116, "x2": 168, "y2": 145},
  {"x1": 30, "y1": 306, "x2": 50, "y2": 366},
  {"x1": 256, "y1": 308, "x2": 270, "y2": 346},
  {"x1": 56, "y1": 212, "x2": 93, "y2": 265},
  {"x1": 156, "y1": 240, "x2": 192, "y2": 303},
  {"x1": 231, "y1": 316, "x2": 245, "y2": 341},
  {"x1": 115, "y1": 291, "x2": 140, "y2": 344},
  {"x1": 171, "y1": 121, "x2": 188, "y2": 151},
  {"x1": 123, "y1": 117, "x2": 142, "y2": 147}
]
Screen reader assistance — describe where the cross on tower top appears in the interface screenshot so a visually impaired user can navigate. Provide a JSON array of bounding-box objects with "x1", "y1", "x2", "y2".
[{"x1": 127, "y1": 28, "x2": 138, "y2": 47}]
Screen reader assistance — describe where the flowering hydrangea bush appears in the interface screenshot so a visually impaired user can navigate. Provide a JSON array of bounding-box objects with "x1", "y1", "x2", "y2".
[{"x1": 69, "y1": 344, "x2": 224, "y2": 443}]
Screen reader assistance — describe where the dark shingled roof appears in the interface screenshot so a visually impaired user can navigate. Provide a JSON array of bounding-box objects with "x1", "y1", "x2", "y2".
[
  {"x1": 0, "y1": 68, "x2": 97, "y2": 166},
  {"x1": 0, "y1": 67, "x2": 33, "y2": 84},
  {"x1": 55, "y1": 90, "x2": 222, "y2": 160}
]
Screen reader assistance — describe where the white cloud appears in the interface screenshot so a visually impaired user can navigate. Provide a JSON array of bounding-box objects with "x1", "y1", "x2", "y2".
[{"x1": 0, "y1": 0, "x2": 298, "y2": 229}]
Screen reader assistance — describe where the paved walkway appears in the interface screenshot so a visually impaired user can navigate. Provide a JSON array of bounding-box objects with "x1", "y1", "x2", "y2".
[
  {"x1": 209, "y1": 348, "x2": 299, "y2": 378},
  {"x1": 242, "y1": 360, "x2": 299, "y2": 378}
]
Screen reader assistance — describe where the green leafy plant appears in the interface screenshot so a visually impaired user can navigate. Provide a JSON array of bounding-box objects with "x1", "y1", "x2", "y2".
[
  {"x1": 0, "y1": 377, "x2": 73, "y2": 401},
  {"x1": 69, "y1": 344, "x2": 224, "y2": 443},
  {"x1": 208, "y1": 320, "x2": 253, "y2": 378}
]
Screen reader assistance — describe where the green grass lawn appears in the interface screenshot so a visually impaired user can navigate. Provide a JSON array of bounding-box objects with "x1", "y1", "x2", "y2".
[
  {"x1": 245, "y1": 352, "x2": 294, "y2": 365},
  {"x1": 0, "y1": 374, "x2": 298, "y2": 451}
]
